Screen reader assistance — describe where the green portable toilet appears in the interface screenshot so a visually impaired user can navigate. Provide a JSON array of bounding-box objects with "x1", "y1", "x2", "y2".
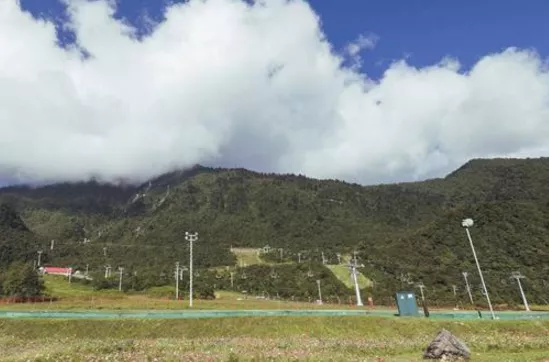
[{"x1": 395, "y1": 291, "x2": 419, "y2": 316}]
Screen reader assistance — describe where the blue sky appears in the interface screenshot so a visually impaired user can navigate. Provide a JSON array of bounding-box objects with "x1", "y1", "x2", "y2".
[
  {"x1": 20, "y1": 0, "x2": 549, "y2": 79},
  {"x1": 3, "y1": 0, "x2": 549, "y2": 186}
]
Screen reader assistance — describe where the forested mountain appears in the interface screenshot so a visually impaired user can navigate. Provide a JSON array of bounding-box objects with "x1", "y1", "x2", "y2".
[
  {"x1": 0, "y1": 204, "x2": 41, "y2": 269},
  {"x1": 2, "y1": 158, "x2": 549, "y2": 304}
]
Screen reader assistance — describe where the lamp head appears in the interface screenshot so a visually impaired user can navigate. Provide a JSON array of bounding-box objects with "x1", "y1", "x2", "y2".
[{"x1": 461, "y1": 218, "x2": 474, "y2": 228}]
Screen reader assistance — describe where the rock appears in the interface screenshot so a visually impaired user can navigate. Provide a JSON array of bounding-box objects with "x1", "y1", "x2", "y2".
[{"x1": 423, "y1": 329, "x2": 470, "y2": 360}]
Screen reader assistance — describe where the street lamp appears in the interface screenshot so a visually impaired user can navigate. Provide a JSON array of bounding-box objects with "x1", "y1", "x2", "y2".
[
  {"x1": 461, "y1": 218, "x2": 496, "y2": 319},
  {"x1": 511, "y1": 271, "x2": 530, "y2": 312},
  {"x1": 462, "y1": 271, "x2": 474, "y2": 305},
  {"x1": 316, "y1": 279, "x2": 323, "y2": 305},
  {"x1": 348, "y1": 251, "x2": 364, "y2": 307},
  {"x1": 185, "y1": 231, "x2": 198, "y2": 308}
]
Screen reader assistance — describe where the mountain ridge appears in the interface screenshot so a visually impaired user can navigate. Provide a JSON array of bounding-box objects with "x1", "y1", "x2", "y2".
[{"x1": 1, "y1": 156, "x2": 549, "y2": 304}]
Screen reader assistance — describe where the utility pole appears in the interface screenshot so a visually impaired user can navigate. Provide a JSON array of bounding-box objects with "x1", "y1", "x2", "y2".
[
  {"x1": 104, "y1": 265, "x2": 112, "y2": 278},
  {"x1": 452, "y1": 285, "x2": 459, "y2": 309},
  {"x1": 417, "y1": 282, "x2": 426, "y2": 301},
  {"x1": 37, "y1": 251, "x2": 43, "y2": 266},
  {"x1": 185, "y1": 231, "x2": 198, "y2": 308},
  {"x1": 511, "y1": 271, "x2": 530, "y2": 312},
  {"x1": 462, "y1": 272, "x2": 474, "y2": 305},
  {"x1": 230, "y1": 271, "x2": 234, "y2": 288},
  {"x1": 175, "y1": 262, "x2": 180, "y2": 300},
  {"x1": 462, "y1": 218, "x2": 496, "y2": 319},
  {"x1": 349, "y1": 252, "x2": 364, "y2": 307},
  {"x1": 316, "y1": 279, "x2": 323, "y2": 305},
  {"x1": 118, "y1": 267, "x2": 124, "y2": 292}
]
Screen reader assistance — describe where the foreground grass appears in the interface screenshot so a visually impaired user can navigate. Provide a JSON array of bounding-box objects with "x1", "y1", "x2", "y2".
[{"x1": 1, "y1": 317, "x2": 548, "y2": 361}]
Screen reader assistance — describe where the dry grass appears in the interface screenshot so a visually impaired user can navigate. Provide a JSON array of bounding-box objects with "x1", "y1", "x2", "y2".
[{"x1": 0, "y1": 317, "x2": 549, "y2": 361}]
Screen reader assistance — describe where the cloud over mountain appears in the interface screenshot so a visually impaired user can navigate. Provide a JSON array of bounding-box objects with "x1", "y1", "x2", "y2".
[{"x1": 2, "y1": 0, "x2": 549, "y2": 185}]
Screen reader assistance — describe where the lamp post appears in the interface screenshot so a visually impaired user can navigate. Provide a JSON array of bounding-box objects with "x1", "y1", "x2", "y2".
[
  {"x1": 316, "y1": 279, "x2": 323, "y2": 305},
  {"x1": 462, "y1": 271, "x2": 474, "y2": 305},
  {"x1": 461, "y1": 218, "x2": 495, "y2": 319},
  {"x1": 417, "y1": 282, "x2": 426, "y2": 301},
  {"x1": 349, "y1": 252, "x2": 364, "y2": 307},
  {"x1": 118, "y1": 267, "x2": 124, "y2": 292},
  {"x1": 511, "y1": 271, "x2": 530, "y2": 312},
  {"x1": 185, "y1": 231, "x2": 198, "y2": 308},
  {"x1": 175, "y1": 262, "x2": 180, "y2": 301}
]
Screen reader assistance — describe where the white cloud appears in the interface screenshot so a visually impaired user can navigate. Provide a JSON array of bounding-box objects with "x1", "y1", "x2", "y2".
[
  {"x1": 344, "y1": 33, "x2": 379, "y2": 69},
  {"x1": 346, "y1": 34, "x2": 378, "y2": 55},
  {"x1": 1, "y1": 0, "x2": 549, "y2": 185}
]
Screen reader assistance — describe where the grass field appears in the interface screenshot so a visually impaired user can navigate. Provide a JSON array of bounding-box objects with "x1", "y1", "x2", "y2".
[
  {"x1": 231, "y1": 247, "x2": 265, "y2": 266},
  {"x1": 2, "y1": 276, "x2": 549, "y2": 360},
  {"x1": 326, "y1": 264, "x2": 372, "y2": 289},
  {"x1": 0, "y1": 276, "x2": 367, "y2": 311},
  {"x1": 1, "y1": 317, "x2": 549, "y2": 361}
]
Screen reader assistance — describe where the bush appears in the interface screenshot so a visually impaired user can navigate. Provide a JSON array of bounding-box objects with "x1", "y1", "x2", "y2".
[{"x1": 2, "y1": 262, "x2": 44, "y2": 297}]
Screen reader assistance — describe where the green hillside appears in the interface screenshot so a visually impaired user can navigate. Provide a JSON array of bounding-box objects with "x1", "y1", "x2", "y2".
[
  {"x1": 325, "y1": 265, "x2": 372, "y2": 289},
  {"x1": 2, "y1": 158, "x2": 549, "y2": 304},
  {"x1": 0, "y1": 203, "x2": 41, "y2": 269}
]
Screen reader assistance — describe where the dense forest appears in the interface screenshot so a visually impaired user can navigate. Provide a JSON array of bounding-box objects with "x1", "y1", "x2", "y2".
[{"x1": 2, "y1": 158, "x2": 549, "y2": 305}]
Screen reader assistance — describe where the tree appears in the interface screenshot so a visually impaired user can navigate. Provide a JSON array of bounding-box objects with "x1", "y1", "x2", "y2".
[{"x1": 2, "y1": 262, "x2": 44, "y2": 297}]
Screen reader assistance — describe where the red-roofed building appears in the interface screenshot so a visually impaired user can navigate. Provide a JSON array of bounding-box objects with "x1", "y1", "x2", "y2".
[{"x1": 41, "y1": 266, "x2": 72, "y2": 276}]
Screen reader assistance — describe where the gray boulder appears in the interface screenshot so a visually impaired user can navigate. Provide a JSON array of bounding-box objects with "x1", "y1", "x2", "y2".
[{"x1": 423, "y1": 329, "x2": 470, "y2": 360}]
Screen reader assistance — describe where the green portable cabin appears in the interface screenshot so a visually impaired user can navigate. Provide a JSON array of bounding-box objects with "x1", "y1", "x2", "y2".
[{"x1": 395, "y1": 291, "x2": 419, "y2": 316}]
